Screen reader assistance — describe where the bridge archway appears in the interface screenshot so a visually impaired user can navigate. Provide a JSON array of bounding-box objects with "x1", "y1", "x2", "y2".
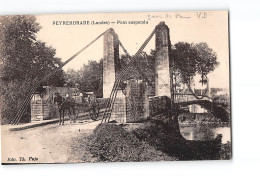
[{"x1": 178, "y1": 100, "x2": 230, "y2": 122}]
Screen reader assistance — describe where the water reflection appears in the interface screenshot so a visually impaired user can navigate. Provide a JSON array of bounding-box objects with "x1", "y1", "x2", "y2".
[{"x1": 180, "y1": 124, "x2": 231, "y2": 144}]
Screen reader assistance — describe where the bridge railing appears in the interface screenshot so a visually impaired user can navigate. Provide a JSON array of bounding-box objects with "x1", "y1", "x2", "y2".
[{"x1": 174, "y1": 94, "x2": 212, "y2": 103}]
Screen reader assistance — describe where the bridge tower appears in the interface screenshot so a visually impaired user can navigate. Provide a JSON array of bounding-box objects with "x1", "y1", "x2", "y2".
[
  {"x1": 103, "y1": 29, "x2": 120, "y2": 98},
  {"x1": 155, "y1": 22, "x2": 173, "y2": 99}
]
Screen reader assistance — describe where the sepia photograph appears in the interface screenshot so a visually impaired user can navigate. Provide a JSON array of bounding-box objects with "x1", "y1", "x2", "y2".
[{"x1": 0, "y1": 11, "x2": 231, "y2": 164}]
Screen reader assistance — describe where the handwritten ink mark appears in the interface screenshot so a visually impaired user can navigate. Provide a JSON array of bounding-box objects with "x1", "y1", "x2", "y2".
[
  {"x1": 197, "y1": 12, "x2": 207, "y2": 18},
  {"x1": 175, "y1": 13, "x2": 191, "y2": 19}
]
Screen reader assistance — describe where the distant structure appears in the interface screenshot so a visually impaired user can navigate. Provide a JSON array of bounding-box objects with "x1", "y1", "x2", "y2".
[{"x1": 212, "y1": 88, "x2": 229, "y2": 96}]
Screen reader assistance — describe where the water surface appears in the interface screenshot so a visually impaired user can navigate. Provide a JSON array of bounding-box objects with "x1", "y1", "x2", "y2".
[{"x1": 179, "y1": 124, "x2": 231, "y2": 144}]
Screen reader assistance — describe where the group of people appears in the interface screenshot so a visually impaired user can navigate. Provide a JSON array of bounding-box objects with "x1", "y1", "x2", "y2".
[
  {"x1": 53, "y1": 91, "x2": 99, "y2": 123},
  {"x1": 63, "y1": 92, "x2": 92, "y2": 104}
]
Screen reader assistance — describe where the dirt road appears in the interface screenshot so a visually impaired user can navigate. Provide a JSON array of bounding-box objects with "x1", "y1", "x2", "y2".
[{"x1": 1, "y1": 119, "x2": 100, "y2": 164}]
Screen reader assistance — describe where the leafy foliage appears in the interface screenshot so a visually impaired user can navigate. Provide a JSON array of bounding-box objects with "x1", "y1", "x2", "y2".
[
  {"x1": 171, "y1": 42, "x2": 198, "y2": 83},
  {"x1": 65, "y1": 42, "x2": 218, "y2": 99},
  {"x1": 219, "y1": 141, "x2": 232, "y2": 160},
  {"x1": 194, "y1": 43, "x2": 219, "y2": 85},
  {"x1": 64, "y1": 52, "x2": 155, "y2": 98},
  {"x1": 65, "y1": 60, "x2": 103, "y2": 97},
  {"x1": 87, "y1": 123, "x2": 176, "y2": 162},
  {"x1": 171, "y1": 42, "x2": 219, "y2": 85},
  {"x1": 213, "y1": 94, "x2": 230, "y2": 109},
  {"x1": 133, "y1": 120, "x2": 223, "y2": 160},
  {"x1": 120, "y1": 52, "x2": 156, "y2": 85},
  {"x1": 0, "y1": 15, "x2": 65, "y2": 124}
]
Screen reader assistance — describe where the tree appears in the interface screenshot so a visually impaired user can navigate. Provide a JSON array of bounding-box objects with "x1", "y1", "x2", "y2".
[
  {"x1": 170, "y1": 42, "x2": 198, "y2": 84},
  {"x1": 65, "y1": 60, "x2": 103, "y2": 97},
  {"x1": 0, "y1": 15, "x2": 41, "y2": 81},
  {"x1": 64, "y1": 68, "x2": 81, "y2": 87},
  {"x1": 31, "y1": 41, "x2": 65, "y2": 87},
  {"x1": 194, "y1": 42, "x2": 219, "y2": 86},
  {"x1": 120, "y1": 52, "x2": 155, "y2": 84},
  {"x1": 0, "y1": 15, "x2": 65, "y2": 124},
  {"x1": 170, "y1": 42, "x2": 219, "y2": 86}
]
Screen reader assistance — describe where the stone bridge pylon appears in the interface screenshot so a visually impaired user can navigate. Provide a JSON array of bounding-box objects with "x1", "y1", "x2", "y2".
[
  {"x1": 102, "y1": 22, "x2": 174, "y2": 123},
  {"x1": 103, "y1": 22, "x2": 173, "y2": 99},
  {"x1": 155, "y1": 22, "x2": 173, "y2": 99},
  {"x1": 103, "y1": 28, "x2": 120, "y2": 98}
]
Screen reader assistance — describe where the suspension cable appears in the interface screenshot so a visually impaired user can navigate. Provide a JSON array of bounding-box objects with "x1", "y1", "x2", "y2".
[
  {"x1": 119, "y1": 41, "x2": 130, "y2": 56},
  {"x1": 12, "y1": 29, "x2": 110, "y2": 125},
  {"x1": 102, "y1": 28, "x2": 156, "y2": 123}
]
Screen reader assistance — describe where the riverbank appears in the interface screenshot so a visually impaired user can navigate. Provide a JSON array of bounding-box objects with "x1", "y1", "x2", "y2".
[
  {"x1": 179, "y1": 121, "x2": 231, "y2": 159},
  {"x1": 82, "y1": 120, "x2": 231, "y2": 161}
]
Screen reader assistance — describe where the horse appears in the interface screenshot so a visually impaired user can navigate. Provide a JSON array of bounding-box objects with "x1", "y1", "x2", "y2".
[{"x1": 53, "y1": 92, "x2": 77, "y2": 125}]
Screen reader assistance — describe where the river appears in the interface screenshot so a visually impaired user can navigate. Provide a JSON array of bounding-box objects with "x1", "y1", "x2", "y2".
[{"x1": 179, "y1": 124, "x2": 231, "y2": 144}]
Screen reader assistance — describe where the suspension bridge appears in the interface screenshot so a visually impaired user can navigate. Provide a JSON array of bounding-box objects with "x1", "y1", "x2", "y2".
[{"x1": 11, "y1": 21, "x2": 219, "y2": 125}]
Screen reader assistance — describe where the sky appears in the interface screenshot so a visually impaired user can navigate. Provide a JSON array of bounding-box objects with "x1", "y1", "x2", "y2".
[{"x1": 36, "y1": 11, "x2": 229, "y2": 89}]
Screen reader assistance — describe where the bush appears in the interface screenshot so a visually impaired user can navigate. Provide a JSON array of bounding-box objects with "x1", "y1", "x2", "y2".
[
  {"x1": 87, "y1": 123, "x2": 177, "y2": 162},
  {"x1": 219, "y1": 141, "x2": 232, "y2": 160},
  {"x1": 87, "y1": 120, "x2": 226, "y2": 161},
  {"x1": 133, "y1": 120, "x2": 223, "y2": 160},
  {"x1": 133, "y1": 120, "x2": 182, "y2": 155}
]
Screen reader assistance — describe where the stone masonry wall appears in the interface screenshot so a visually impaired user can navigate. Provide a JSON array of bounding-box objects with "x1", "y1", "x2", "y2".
[
  {"x1": 125, "y1": 81, "x2": 149, "y2": 123},
  {"x1": 103, "y1": 29, "x2": 119, "y2": 98},
  {"x1": 111, "y1": 89, "x2": 126, "y2": 123},
  {"x1": 155, "y1": 22, "x2": 173, "y2": 99},
  {"x1": 149, "y1": 96, "x2": 171, "y2": 117}
]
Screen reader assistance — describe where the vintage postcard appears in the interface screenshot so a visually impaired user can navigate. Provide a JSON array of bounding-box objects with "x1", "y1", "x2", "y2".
[{"x1": 0, "y1": 11, "x2": 231, "y2": 164}]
